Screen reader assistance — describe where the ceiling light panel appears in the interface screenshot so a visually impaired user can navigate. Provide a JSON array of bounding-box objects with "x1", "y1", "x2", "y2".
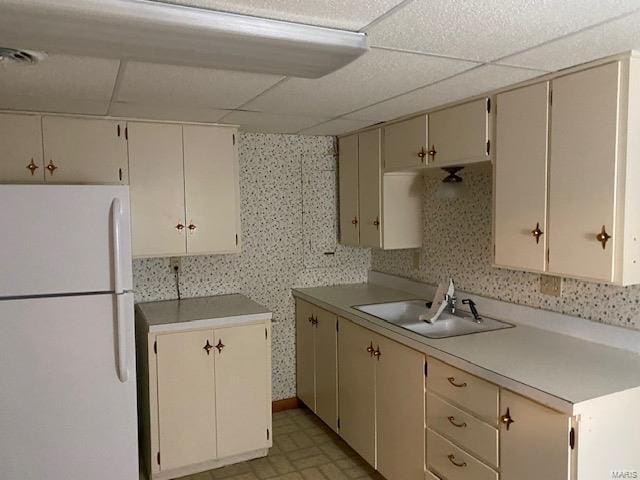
[
  {"x1": 244, "y1": 49, "x2": 479, "y2": 118},
  {"x1": 367, "y1": 0, "x2": 640, "y2": 62},
  {"x1": 499, "y1": 11, "x2": 640, "y2": 71},
  {"x1": 153, "y1": 0, "x2": 406, "y2": 30},
  {"x1": 345, "y1": 64, "x2": 545, "y2": 122},
  {"x1": 0, "y1": 0, "x2": 368, "y2": 78},
  {"x1": 299, "y1": 118, "x2": 376, "y2": 136},
  {"x1": 221, "y1": 111, "x2": 329, "y2": 134},
  {"x1": 117, "y1": 62, "x2": 284, "y2": 109}
]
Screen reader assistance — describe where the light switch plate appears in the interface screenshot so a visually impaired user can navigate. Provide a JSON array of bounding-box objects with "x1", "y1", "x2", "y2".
[
  {"x1": 169, "y1": 256, "x2": 181, "y2": 273},
  {"x1": 540, "y1": 275, "x2": 562, "y2": 297}
]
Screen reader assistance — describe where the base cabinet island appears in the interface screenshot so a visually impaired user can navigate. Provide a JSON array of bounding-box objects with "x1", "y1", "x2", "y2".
[
  {"x1": 136, "y1": 295, "x2": 273, "y2": 480},
  {"x1": 293, "y1": 283, "x2": 640, "y2": 480}
]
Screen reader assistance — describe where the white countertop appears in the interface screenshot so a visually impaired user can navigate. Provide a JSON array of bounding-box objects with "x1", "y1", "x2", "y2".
[
  {"x1": 292, "y1": 283, "x2": 640, "y2": 413},
  {"x1": 136, "y1": 294, "x2": 272, "y2": 333}
]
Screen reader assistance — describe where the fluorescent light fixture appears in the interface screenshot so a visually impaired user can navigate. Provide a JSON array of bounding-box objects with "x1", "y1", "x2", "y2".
[{"x1": 0, "y1": 0, "x2": 369, "y2": 78}]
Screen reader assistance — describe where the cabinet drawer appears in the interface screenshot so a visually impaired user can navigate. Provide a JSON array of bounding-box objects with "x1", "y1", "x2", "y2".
[
  {"x1": 427, "y1": 429, "x2": 497, "y2": 480},
  {"x1": 427, "y1": 392, "x2": 498, "y2": 468},
  {"x1": 427, "y1": 357, "x2": 499, "y2": 424}
]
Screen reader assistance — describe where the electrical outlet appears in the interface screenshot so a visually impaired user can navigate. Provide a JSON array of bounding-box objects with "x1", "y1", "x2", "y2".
[
  {"x1": 540, "y1": 275, "x2": 562, "y2": 297},
  {"x1": 169, "y1": 257, "x2": 181, "y2": 272}
]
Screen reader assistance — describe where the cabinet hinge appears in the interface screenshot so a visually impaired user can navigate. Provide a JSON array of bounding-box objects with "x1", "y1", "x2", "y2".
[
  {"x1": 125, "y1": 127, "x2": 129, "y2": 140},
  {"x1": 486, "y1": 139, "x2": 491, "y2": 156},
  {"x1": 153, "y1": 340, "x2": 157, "y2": 354},
  {"x1": 546, "y1": 248, "x2": 550, "y2": 264},
  {"x1": 232, "y1": 133, "x2": 236, "y2": 145},
  {"x1": 336, "y1": 319, "x2": 339, "y2": 332},
  {"x1": 235, "y1": 234, "x2": 238, "y2": 246},
  {"x1": 569, "y1": 427, "x2": 575, "y2": 450},
  {"x1": 265, "y1": 327, "x2": 268, "y2": 340},
  {"x1": 118, "y1": 168, "x2": 123, "y2": 182},
  {"x1": 117, "y1": 124, "x2": 121, "y2": 137},
  {"x1": 337, "y1": 417, "x2": 341, "y2": 429},
  {"x1": 157, "y1": 451, "x2": 160, "y2": 466},
  {"x1": 267, "y1": 428, "x2": 270, "y2": 440},
  {"x1": 424, "y1": 362, "x2": 428, "y2": 377},
  {"x1": 549, "y1": 89, "x2": 553, "y2": 106},
  {"x1": 486, "y1": 97, "x2": 491, "y2": 114}
]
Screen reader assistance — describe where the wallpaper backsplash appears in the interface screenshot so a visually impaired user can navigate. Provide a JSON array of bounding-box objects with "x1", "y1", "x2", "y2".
[
  {"x1": 133, "y1": 133, "x2": 370, "y2": 400},
  {"x1": 372, "y1": 163, "x2": 640, "y2": 331}
]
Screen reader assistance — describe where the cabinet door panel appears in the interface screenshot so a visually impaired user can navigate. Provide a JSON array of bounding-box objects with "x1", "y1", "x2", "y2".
[
  {"x1": 0, "y1": 113, "x2": 44, "y2": 183},
  {"x1": 339, "y1": 134, "x2": 359, "y2": 246},
  {"x1": 495, "y1": 83, "x2": 549, "y2": 271},
  {"x1": 314, "y1": 307, "x2": 338, "y2": 431},
  {"x1": 338, "y1": 317, "x2": 376, "y2": 467},
  {"x1": 376, "y1": 336, "x2": 425, "y2": 480},
  {"x1": 384, "y1": 115, "x2": 428, "y2": 171},
  {"x1": 549, "y1": 62, "x2": 619, "y2": 281},
  {"x1": 429, "y1": 98, "x2": 489, "y2": 167},
  {"x1": 42, "y1": 116, "x2": 127, "y2": 184},
  {"x1": 296, "y1": 300, "x2": 315, "y2": 409},
  {"x1": 358, "y1": 129, "x2": 382, "y2": 248},
  {"x1": 500, "y1": 390, "x2": 571, "y2": 480},
  {"x1": 184, "y1": 125, "x2": 239, "y2": 254},
  {"x1": 128, "y1": 122, "x2": 186, "y2": 257},
  {"x1": 214, "y1": 324, "x2": 269, "y2": 458},
  {"x1": 156, "y1": 330, "x2": 216, "y2": 471}
]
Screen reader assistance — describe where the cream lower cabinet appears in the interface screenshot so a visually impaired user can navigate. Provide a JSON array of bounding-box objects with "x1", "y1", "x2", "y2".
[
  {"x1": 338, "y1": 318, "x2": 425, "y2": 480},
  {"x1": 140, "y1": 322, "x2": 271, "y2": 480},
  {"x1": 338, "y1": 129, "x2": 422, "y2": 249},
  {"x1": 128, "y1": 121, "x2": 240, "y2": 257},
  {"x1": 0, "y1": 113, "x2": 44, "y2": 183},
  {"x1": 295, "y1": 299, "x2": 338, "y2": 431}
]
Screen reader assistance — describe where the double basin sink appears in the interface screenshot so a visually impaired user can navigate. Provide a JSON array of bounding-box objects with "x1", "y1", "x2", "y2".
[{"x1": 353, "y1": 299, "x2": 514, "y2": 339}]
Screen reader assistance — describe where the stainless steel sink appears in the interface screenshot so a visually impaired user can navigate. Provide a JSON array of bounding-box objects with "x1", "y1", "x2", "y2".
[{"x1": 353, "y1": 299, "x2": 514, "y2": 339}]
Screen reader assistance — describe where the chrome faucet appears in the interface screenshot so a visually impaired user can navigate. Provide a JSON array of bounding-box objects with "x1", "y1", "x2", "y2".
[
  {"x1": 445, "y1": 292, "x2": 457, "y2": 314},
  {"x1": 462, "y1": 299, "x2": 482, "y2": 323}
]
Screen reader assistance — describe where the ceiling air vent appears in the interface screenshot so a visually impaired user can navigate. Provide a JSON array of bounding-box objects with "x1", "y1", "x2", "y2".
[{"x1": 0, "y1": 47, "x2": 47, "y2": 65}]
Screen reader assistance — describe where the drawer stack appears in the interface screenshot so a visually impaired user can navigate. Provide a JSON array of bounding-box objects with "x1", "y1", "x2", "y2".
[{"x1": 426, "y1": 357, "x2": 499, "y2": 480}]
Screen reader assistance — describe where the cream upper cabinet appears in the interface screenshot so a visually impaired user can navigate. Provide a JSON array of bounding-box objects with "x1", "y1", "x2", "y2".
[
  {"x1": 0, "y1": 113, "x2": 44, "y2": 183},
  {"x1": 548, "y1": 62, "x2": 620, "y2": 282},
  {"x1": 500, "y1": 390, "x2": 571, "y2": 480},
  {"x1": 42, "y1": 116, "x2": 128, "y2": 184},
  {"x1": 494, "y1": 82, "x2": 549, "y2": 272},
  {"x1": 428, "y1": 98, "x2": 491, "y2": 167},
  {"x1": 183, "y1": 125, "x2": 240, "y2": 254},
  {"x1": 358, "y1": 129, "x2": 382, "y2": 248},
  {"x1": 128, "y1": 122, "x2": 186, "y2": 258},
  {"x1": 383, "y1": 115, "x2": 428, "y2": 171},
  {"x1": 338, "y1": 134, "x2": 359, "y2": 246},
  {"x1": 296, "y1": 299, "x2": 338, "y2": 432},
  {"x1": 214, "y1": 324, "x2": 270, "y2": 458},
  {"x1": 155, "y1": 329, "x2": 217, "y2": 472},
  {"x1": 339, "y1": 128, "x2": 422, "y2": 250}
]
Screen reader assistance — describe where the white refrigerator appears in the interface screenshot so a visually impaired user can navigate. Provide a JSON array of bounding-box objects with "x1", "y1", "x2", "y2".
[{"x1": 0, "y1": 185, "x2": 138, "y2": 480}]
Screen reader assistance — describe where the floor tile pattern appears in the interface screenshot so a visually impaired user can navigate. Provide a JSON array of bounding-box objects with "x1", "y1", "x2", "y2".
[{"x1": 176, "y1": 408, "x2": 384, "y2": 480}]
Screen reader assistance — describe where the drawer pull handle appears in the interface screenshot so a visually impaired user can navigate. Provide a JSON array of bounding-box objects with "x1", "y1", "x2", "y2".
[
  {"x1": 447, "y1": 377, "x2": 467, "y2": 388},
  {"x1": 447, "y1": 416, "x2": 467, "y2": 428},
  {"x1": 447, "y1": 454, "x2": 467, "y2": 468}
]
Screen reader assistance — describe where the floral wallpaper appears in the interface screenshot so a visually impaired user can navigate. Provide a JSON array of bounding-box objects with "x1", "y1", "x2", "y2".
[
  {"x1": 133, "y1": 133, "x2": 370, "y2": 400},
  {"x1": 372, "y1": 163, "x2": 640, "y2": 331}
]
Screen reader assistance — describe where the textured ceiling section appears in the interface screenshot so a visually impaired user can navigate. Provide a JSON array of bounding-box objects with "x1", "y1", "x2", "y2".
[
  {"x1": 1, "y1": 0, "x2": 640, "y2": 133},
  {"x1": 154, "y1": 0, "x2": 407, "y2": 30}
]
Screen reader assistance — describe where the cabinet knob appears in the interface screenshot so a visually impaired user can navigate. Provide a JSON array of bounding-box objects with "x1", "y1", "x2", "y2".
[
  {"x1": 351, "y1": 217, "x2": 358, "y2": 225},
  {"x1": 175, "y1": 223, "x2": 185, "y2": 231},
  {"x1": 372, "y1": 218, "x2": 380, "y2": 229},
  {"x1": 188, "y1": 223, "x2": 197, "y2": 232},
  {"x1": 373, "y1": 347, "x2": 381, "y2": 360},
  {"x1": 447, "y1": 376, "x2": 467, "y2": 388},
  {"x1": 26, "y1": 158, "x2": 39, "y2": 176},
  {"x1": 500, "y1": 407, "x2": 515, "y2": 430},
  {"x1": 203, "y1": 340, "x2": 213, "y2": 355},
  {"x1": 46, "y1": 160, "x2": 58, "y2": 175},
  {"x1": 215, "y1": 339, "x2": 225, "y2": 353},
  {"x1": 596, "y1": 225, "x2": 611, "y2": 250},
  {"x1": 447, "y1": 454, "x2": 467, "y2": 468},
  {"x1": 366, "y1": 342, "x2": 374, "y2": 355},
  {"x1": 447, "y1": 416, "x2": 467, "y2": 428},
  {"x1": 428, "y1": 145, "x2": 437, "y2": 159},
  {"x1": 417, "y1": 146, "x2": 427, "y2": 161},
  {"x1": 531, "y1": 222, "x2": 544, "y2": 244}
]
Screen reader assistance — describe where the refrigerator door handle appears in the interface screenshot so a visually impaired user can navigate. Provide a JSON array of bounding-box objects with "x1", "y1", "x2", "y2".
[
  {"x1": 111, "y1": 197, "x2": 124, "y2": 295},
  {"x1": 115, "y1": 293, "x2": 130, "y2": 383}
]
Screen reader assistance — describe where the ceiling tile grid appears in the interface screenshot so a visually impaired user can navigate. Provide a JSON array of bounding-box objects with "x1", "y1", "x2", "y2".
[
  {"x1": 221, "y1": 111, "x2": 330, "y2": 134},
  {"x1": 299, "y1": 118, "x2": 376, "y2": 136},
  {"x1": 108, "y1": 102, "x2": 231, "y2": 123}
]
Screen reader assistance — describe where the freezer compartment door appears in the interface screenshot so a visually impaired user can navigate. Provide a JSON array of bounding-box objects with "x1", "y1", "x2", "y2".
[
  {"x1": 0, "y1": 293, "x2": 138, "y2": 480},
  {"x1": 0, "y1": 185, "x2": 133, "y2": 297}
]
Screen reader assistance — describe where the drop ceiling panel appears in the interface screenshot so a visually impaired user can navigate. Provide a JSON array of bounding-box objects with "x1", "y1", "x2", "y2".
[
  {"x1": 243, "y1": 49, "x2": 478, "y2": 118},
  {"x1": 153, "y1": 0, "x2": 405, "y2": 30},
  {"x1": 345, "y1": 65, "x2": 546, "y2": 122},
  {"x1": 221, "y1": 111, "x2": 328, "y2": 134},
  {"x1": 367, "y1": 1, "x2": 640, "y2": 62},
  {"x1": 299, "y1": 118, "x2": 375, "y2": 136},
  {"x1": 109, "y1": 102, "x2": 230, "y2": 123},
  {"x1": 0, "y1": 54, "x2": 119, "y2": 100},
  {"x1": 116, "y1": 62, "x2": 284, "y2": 109},
  {"x1": 499, "y1": 11, "x2": 640, "y2": 71},
  {"x1": 0, "y1": 96, "x2": 109, "y2": 115}
]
